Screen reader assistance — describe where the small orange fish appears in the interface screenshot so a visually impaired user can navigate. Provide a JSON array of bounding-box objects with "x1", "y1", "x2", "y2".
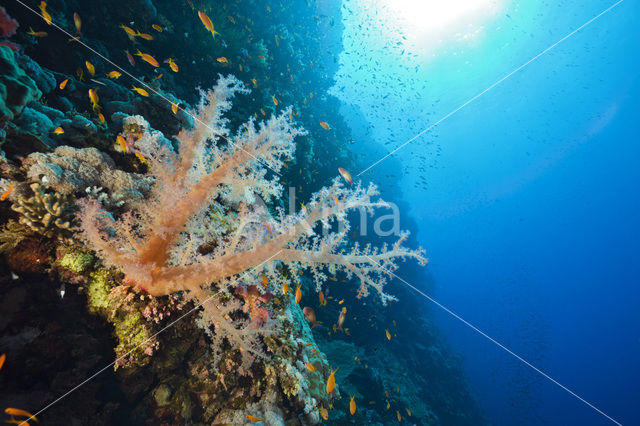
[
  {"x1": 216, "y1": 57, "x2": 228, "y2": 63},
  {"x1": 0, "y1": 184, "x2": 14, "y2": 201},
  {"x1": 152, "y1": 24, "x2": 163, "y2": 32},
  {"x1": 26, "y1": 27, "x2": 47, "y2": 37},
  {"x1": 106, "y1": 71, "x2": 122, "y2": 79},
  {"x1": 120, "y1": 24, "x2": 136, "y2": 37},
  {"x1": 295, "y1": 285, "x2": 302, "y2": 304},
  {"x1": 131, "y1": 86, "x2": 150, "y2": 97},
  {"x1": 397, "y1": 410, "x2": 402, "y2": 422},
  {"x1": 136, "y1": 31, "x2": 153, "y2": 40},
  {"x1": 171, "y1": 103, "x2": 179, "y2": 114},
  {"x1": 198, "y1": 11, "x2": 219, "y2": 39},
  {"x1": 337, "y1": 307, "x2": 346, "y2": 330},
  {"x1": 73, "y1": 12, "x2": 81, "y2": 34},
  {"x1": 52, "y1": 126, "x2": 64, "y2": 135},
  {"x1": 39, "y1": 1, "x2": 52, "y2": 25},
  {"x1": 135, "y1": 50, "x2": 159, "y2": 67},
  {"x1": 0, "y1": 353, "x2": 5, "y2": 369},
  {"x1": 385, "y1": 329, "x2": 391, "y2": 340},
  {"x1": 282, "y1": 282, "x2": 289, "y2": 295},
  {"x1": 135, "y1": 152, "x2": 147, "y2": 164},
  {"x1": 406, "y1": 408, "x2": 412, "y2": 416},
  {"x1": 304, "y1": 362, "x2": 315, "y2": 372},
  {"x1": 350, "y1": 395, "x2": 356, "y2": 415},
  {"x1": 4, "y1": 407, "x2": 37, "y2": 422},
  {"x1": 59, "y1": 78, "x2": 69, "y2": 89},
  {"x1": 85, "y1": 60, "x2": 95, "y2": 76},
  {"x1": 153, "y1": 73, "x2": 163, "y2": 80},
  {"x1": 246, "y1": 415, "x2": 262, "y2": 422},
  {"x1": 326, "y1": 366, "x2": 337, "y2": 394},
  {"x1": 338, "y1": 167, "x2": 353, "y2": 185},
  {"x1": 318, "y1": 291, "x2": 326, "y2": 306},
  {"x1": 88, "y1": 88, "x2": 99, "y2": 111},
  {"x1": 166, "y1": 58, "x2": 179, "y2": 72},
  {"x1": 116, "y1": 135, "x2": 128, "y2": 153},
  {"x1": 260, "y1": 108, "x2": 266, "y2": 116},
  {"x1": 98, "y1": 113, "x2": 106, "y2": 124},
  {"x1": 319, "y1": 406, "x2": 329, "y2": 420},
  {"x1": 319, "y1": 121, "x2": 331, "y2": 130},
  {"x1": 227, "y1": 15, "x2": 236, "y2": 24},
  {"x1": 259, "y1": 273, "x2": 269, "y2": 287},
  {"x1": 251, "y1": 78, "x2": 257, "y2": 87},
  {"x1": 272, "y1": 95, "x2": 278, "y2": 106},
  {"x1": 125, "y1": 50, "x2": 135, "y2": 66},
  {"x1": 338, "y1": 299, "x2": 344, "y2": 305},
  {"x1": 258, "y1": 54, "x2": 266, "y2": 61}
]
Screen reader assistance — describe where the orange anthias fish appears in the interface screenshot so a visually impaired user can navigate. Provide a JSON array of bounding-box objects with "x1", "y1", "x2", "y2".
[
  {"x1": 120, "y1": 24, "x2": 136, "y2": 38},
  {"x1": 216, "y1": 57, "x2": 228, "y2": 63},
  {"x1": 350, "y1": 396, "x2": 356, "y2": 415},
  {"x1": 0, "y1": 184, "x2": 14, "y2": 201},
  {"x1": 227, "y1": 15, "x2": 236, "y2": 24},
  {"x1": 88, "y1": 88, "x2": 99, "y2": 111},
  {"x1": 52, "y1": 126, "x2": 64, "y2": 135},
  {"x1": 4, "y1": 408, "x2": 38, "y2": 422},
  {"x1": 385, "y1": 329, "x2": 391, "y2": 340},
  {"x1": 73, "y1": 12, "x2": 81, "y2": 34},
  {"x1": 304, "y1": 362, "x2": 315, "y2": 372},
  {"x1": 98, "y1": 113, "x2": 106, "y2": 124},
  {"x1": 85, "y1": 60, "x2": 95, "y2": 76},
  {"x1": 319, "y1": 406, "x2": 329, "y2": 420},
  {"x1": 116, "y1": 135, "x2": 128, "y2": 153},
  {"x1": 319, "y1": 121, "x2": 331, "y2": 130},
  {"x1": 106, "y1": 71, "x2": 122, "y2": 79},
  {"x1": 397, "y1": 410, "x2": 402, "y2": 422},
  {"x1": 302, "y1": 307, "x2": 321, "y2": 328},
  {"x1": 131, "y1": 86, "x2": 150, "y2": 97},
  {"x1": 135, "y1": 152, "x2": 148, "y2": 164},
  {"x1": 295, "y1": 285, "x2": 302, "y2": 304},
  {"x1": 135, "y1": 50, "x2": 159, "y2": 67},
  {"x1": 152, "y1": 24, "x2": 163, "y2": 32},
  {"x1": 337, "y1": 307, "x2": 347, "y2": 330},
  {"x1": 272, "y1": 95, "x2": 278, "y2": 106},
  {"x1": 198, "y1": 11, "x2": 219, "y2": 39},
  {"x1": 281, "y1": 282, "x2": 289, "y2": 295},
  {"x1": 26, "y1": 27, "x2": 47, "y2": 37},
  {"x1": 171, "y1": 103, "x2": 179, "y2": 114},
  {"x1": 136, "y1": 31, "x2": 154, "y2": 40},
  {"x1": 125, "y1": 50, "x2": 136, "y2": 66},
  {"x1": 166, "y1": 58, "x2": 179, "y2": 72},
  {"x1": 338, "y1": 167, "x2": 353, "y2": 185},
  {"x1": 39, "y1": 1, "x2": 52, "y2": 25},
  {"x1": 318, "y1": 291, "x2": 326, "y2": 306},
  {"x1": 326, "y1": 366, "x2": 337, "y2": 394},
  {"x1": 59, "y1": 78, "x2": 69, "y2": 89},
  {"x1": 0, "y1": 353, "x2": 5, "y2": 369},
  {"x1": 246, "y1": 414, "x2": 262, "y2": 422},
  {"x1": 251, "y1": 78, "x2": 257, "y2": 88}
]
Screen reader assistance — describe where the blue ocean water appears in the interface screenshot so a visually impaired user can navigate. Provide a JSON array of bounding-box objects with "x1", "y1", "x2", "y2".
[{"x1": 333, "y1": 0, "x2": 640, "y2": 424}]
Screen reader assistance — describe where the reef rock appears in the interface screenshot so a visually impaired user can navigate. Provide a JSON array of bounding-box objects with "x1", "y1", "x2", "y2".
[
  {"x1": 23, "y1": 145, "x2": 153, "y2": 203},
  {"x1": 0, "y1": 45, "x2": 41, "y2": 122}
]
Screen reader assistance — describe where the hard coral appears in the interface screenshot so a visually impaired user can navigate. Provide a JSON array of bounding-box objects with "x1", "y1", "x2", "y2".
[
  {"x1": 11, "y1": 182, "x2": 76, "y2": 240},
  {"x1": 23, "y1": 145, "x2": 152, "y2": 203},
  {"x1": 0, "y1": 45, "x2": 41, "y2": 122}
]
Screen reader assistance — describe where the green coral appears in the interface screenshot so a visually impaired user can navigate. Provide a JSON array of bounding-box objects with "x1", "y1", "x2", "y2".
[
  {"x1": 86, "y1": 268, "x2": 115, "y2": 313},
  {"x1": 58, "y1": 250, "x2": 94, "y2": 274},
  {"x1": 10, "y1": 182, "x2": 77, "y2": 240}
]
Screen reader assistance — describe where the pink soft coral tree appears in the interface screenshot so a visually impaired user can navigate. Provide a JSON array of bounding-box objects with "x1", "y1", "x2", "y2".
[{"x1": 76, "y1": 75, "x2": 425, "y2": 366}]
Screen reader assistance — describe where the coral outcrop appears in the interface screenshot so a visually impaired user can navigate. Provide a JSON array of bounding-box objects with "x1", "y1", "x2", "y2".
[{"x1": 0, "y1": 45, "x2": 41, "y2": 123}]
